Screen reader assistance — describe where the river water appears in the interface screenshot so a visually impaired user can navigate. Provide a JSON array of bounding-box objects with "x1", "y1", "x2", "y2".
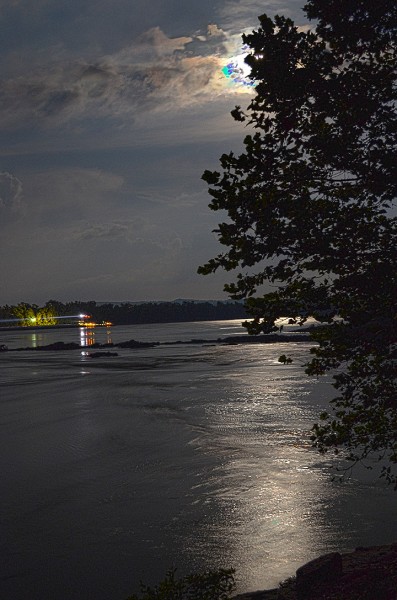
[{"x1": 0, "y1": 320, "x2": 396, "y2": 599}]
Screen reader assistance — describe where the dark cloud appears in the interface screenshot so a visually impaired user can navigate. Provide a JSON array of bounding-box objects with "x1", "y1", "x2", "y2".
[
  {"x1": 220, "y1": 0, "x2": 307, "y2": 32},
  {"x1": 40, "y1": 89, "x2": 80, "y2": 116},
  {"x1": 73, "y1": 220, "x2": 143, "y2": 242},
  {"x1": 0, "y1": 0, "x2": 221, "y2": 59}
]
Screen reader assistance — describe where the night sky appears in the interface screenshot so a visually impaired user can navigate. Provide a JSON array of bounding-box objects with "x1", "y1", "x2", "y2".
[{"x1": 0, "y1": 0, "x2": 305, "y2": 305}]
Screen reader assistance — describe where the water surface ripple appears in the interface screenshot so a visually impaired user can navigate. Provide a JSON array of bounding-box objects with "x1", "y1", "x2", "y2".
[{"x1": 0, "y1": 321, "x2": 396, "y2": 599}]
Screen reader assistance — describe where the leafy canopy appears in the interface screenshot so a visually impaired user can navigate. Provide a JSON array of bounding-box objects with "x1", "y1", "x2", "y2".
[
  {"x1": 199, "y1": 1, "x2": 397, "y2": 484},
  {"x1": 11, "y1": 302, "x2": 57, "y2": 326}
]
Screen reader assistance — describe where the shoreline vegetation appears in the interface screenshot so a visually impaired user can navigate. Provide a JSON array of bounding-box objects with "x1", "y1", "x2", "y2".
[{"x1": 0, "y1": 299, "x2": 250, "y2": 328}]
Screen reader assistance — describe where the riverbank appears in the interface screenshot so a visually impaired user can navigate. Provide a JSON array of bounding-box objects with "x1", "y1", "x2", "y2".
[{"x1": 234, "y1": 543, "x2": 397, "y2": 599}]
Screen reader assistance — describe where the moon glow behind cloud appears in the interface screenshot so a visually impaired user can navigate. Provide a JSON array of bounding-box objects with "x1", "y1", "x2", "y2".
[{"x1": 221, "y1": 48, "x2": 255, "y2": 87}]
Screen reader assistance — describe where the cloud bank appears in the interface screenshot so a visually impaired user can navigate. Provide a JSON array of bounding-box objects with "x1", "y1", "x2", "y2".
[
  {"x1": 0, "y1": 0, "x2": 308, "y2": 304},
  {"x1": 0, "y1": 24, "x2": 253, "y2": 136}
]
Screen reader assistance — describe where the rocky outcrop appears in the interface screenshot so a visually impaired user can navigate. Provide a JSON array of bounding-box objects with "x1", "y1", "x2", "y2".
[
  {"x1": 86, "y1": 351, "x2": 119, "y2": 358},
  {"x1": 7, "y1": 334, "x2": 311, "y2": 352},
  {"x1": 116, "y1": 339, "x2": 159, "y2": 348},
  {"x1": 19, "y1": 341, "x2": 81, "y2": 351},
  {"x1": 296, "y1": 552, "x2": 343, "y2": 599},
  {"x1": 234, "y1": 543, "x2": 397, "y2": 600},
  {"x1": 13, "y1": 339, "x2": 158, "y2": 351}
]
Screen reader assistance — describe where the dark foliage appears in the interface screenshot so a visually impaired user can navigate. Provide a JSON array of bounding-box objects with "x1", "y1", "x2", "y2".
[
  {"x1": 199, "y1": 2, "x2": 397, "y2": 483},
  {"x1": 125, "y1": 568, "x2": 235, "y2": 600}
]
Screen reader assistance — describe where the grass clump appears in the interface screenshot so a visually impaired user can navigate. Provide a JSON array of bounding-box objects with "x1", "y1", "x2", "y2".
[{"x1": 126, "y1": 568, "x2": 236, "y2": 600}]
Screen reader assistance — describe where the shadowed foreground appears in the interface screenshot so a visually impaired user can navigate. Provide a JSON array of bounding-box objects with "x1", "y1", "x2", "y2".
[{"x1": 235, "y1": 543, "x2": 397, "y2": 600}]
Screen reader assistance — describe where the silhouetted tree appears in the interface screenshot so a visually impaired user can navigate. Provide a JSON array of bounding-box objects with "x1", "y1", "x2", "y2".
[{"x1": 199, "y1": 2, "x2": 397, "y2": 484}]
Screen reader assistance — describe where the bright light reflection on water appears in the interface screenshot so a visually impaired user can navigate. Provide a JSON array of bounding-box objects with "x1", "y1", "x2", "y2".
[{"x1": 171, "y1": 345, "x2": 332, "y2": 590}]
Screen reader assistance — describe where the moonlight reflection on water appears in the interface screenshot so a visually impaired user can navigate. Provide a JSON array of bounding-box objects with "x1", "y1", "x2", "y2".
[{"x1": 0, "y1": 321, "x2": 396, "y2": 599}]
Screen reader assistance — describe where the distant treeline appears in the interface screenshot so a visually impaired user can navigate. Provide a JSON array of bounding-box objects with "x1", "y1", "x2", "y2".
[{"x1": 0, "y1": 300, "x2": 249, "y2": 327}]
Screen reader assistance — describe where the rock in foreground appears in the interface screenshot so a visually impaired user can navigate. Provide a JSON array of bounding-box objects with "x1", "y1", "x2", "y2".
[{"x1": 234, "y1": 543, "x2": 397, "y2": 599}]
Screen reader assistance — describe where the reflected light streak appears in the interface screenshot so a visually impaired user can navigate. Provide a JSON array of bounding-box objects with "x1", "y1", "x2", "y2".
[
  {"x1": 79, "y1": 327, "x2": 96, "y2": 347},
  {"x1": 31, "y1": 333, "x2": 38, "y2": 348},
  {"x1": 182, "y1": 343, "x2": 334, "y2": 592}
]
